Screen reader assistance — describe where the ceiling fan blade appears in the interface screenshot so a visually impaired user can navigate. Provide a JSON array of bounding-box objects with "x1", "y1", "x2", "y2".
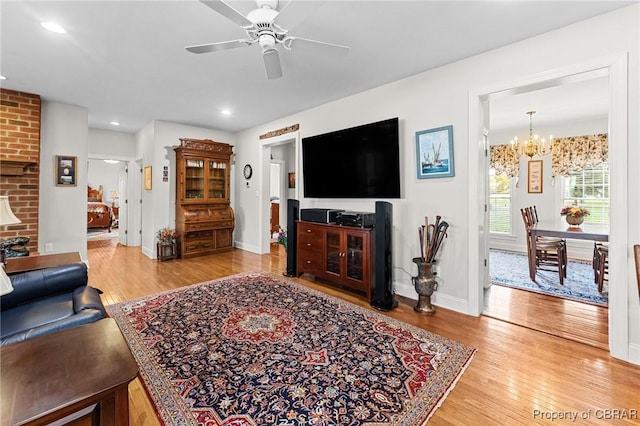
[
  {"x1": 274, "y1": 0, "x2": 293, "y2": 16},
  {"x1": 200, "y1": 0, "x2": 253, "y2": 28},
  {"x1": 262, "y1": 48, "x2": 283, "y2": 80},
  {"x1": 285, "y1": 37, "x2": 350, "y2": 56},
  {"x1": 186, "y1": 39, "x2": 254, "y2": 54}
]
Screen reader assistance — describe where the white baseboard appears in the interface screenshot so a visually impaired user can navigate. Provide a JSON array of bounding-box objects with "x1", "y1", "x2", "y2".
[
  {"x1": 142, "y1": 246, "x2": 154, "y2": 259},
  {"x1": 234, "y1": 241, "x2": 261, "y2": 254},
  {"x1": 394, "y1": 281, "x2": 472, "y2": 315},
  {"x1": 628, "y1": 342, "x2": 640, "y2": 366}
]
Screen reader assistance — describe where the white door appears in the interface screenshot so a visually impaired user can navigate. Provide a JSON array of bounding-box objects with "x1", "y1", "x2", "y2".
[{"x1": 118, "y1": 163, "x2": 128, "y2": 246}]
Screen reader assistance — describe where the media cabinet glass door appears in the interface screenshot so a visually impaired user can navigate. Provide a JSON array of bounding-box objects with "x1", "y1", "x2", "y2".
[
  {"x1": 345, "y1": 234, "x2": 364, "y2": 281},
  {"x1": 326, "y1": 232, "x2": 341, "y2": 275},
  {"x1": 324, "y1": 231, "x2": 365, "y2": 282}
]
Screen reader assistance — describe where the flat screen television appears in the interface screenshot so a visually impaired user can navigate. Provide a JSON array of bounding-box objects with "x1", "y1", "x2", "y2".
[{"x1": 302, "y1": 117, "x2": 401, "y2": 198}]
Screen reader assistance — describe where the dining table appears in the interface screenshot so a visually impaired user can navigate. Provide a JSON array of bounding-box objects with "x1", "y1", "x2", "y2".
[{"x1": 528, "y1": 220, "x2": 609, "y2": 281}]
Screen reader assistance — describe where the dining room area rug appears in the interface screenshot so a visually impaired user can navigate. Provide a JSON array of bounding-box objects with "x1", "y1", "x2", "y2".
[
  {"x1": 490, "y1": 249, "x2": 608, "y2": 307},
  {"x1": 106, "y1": 272, "x2": 476, "y2": 425}
]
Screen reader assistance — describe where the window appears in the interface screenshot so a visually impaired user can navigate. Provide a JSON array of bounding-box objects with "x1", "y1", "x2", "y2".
[
  {"x1": 489, "y1": 169, "x2": 511, "y2": 234},
  {"x1": 562, "y1": 163, "x2": 609, "y2": 225}
]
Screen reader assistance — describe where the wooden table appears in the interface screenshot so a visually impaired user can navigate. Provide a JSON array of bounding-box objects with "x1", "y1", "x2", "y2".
[
  {"x1": 0, "y1": 318, "x2": 138, "y2": 426},
  {"x1": 528, "y1": 220, "x2": 609, "y2": 280},
  {"x1": 5, "y1": 251, "x2": 82, "y2": 274}
]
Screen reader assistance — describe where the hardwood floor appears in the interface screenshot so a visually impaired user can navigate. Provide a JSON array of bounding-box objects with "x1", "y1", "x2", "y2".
[
  {"x1": 87, "y1": 243, "x2": 640, "y2": 426},
  {"x1": 483, "y1": 284, "x2": 609, "y2": 350}
]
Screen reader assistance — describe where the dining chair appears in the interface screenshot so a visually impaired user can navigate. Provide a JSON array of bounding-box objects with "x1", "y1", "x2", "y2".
[
  {"x1": 532, "y1": 205, "x2": 567, "y2": 259},
  {"x1": 521, "y1": 207, "x2": 567, "y2": 284},
  {"x1": 594, "y1": 243, "x2": 608, "y2": 293}
]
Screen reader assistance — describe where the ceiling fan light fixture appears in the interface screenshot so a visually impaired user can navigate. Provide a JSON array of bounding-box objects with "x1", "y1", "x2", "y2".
[{"x1": 258, "y1": 34, "x2": 276, "y2": 50}]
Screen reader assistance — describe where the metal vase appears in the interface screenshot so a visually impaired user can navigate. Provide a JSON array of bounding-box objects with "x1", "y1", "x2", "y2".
[{"x1": 412, "y1": 257, "x2": 438, "y2": 315}]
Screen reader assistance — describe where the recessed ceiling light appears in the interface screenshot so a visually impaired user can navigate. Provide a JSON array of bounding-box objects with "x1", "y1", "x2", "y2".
[
  {"x1": 40, "y1": 21, "x2": 66, "y2": 34},
  {"x1": 0, "y1": 75, "x2": 6, "y2": 80},
  {"x1": 220, "y1": 109, "x2": 232, "y2": 116},
  {"x1": 109, "y1": 121, "x2": 120, "y2": 126}
]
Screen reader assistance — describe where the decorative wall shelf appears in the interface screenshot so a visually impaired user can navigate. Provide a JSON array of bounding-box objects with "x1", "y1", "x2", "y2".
[{"x1": 0, "y1": 158, "x2": 36, "y2": 176}]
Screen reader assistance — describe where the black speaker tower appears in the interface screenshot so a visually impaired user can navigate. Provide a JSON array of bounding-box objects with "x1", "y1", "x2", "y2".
[
  {"x1": 284, "y1": 199, "x2": 299, "y2": 277},
  {"x1": 371, "y1": 201, "x2": 398, "y2": 311}
]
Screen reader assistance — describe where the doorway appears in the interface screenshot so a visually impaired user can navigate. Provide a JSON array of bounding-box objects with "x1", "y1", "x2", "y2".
[
  {"x1": 270, "y1": 160, "x2": 285, "y2": 240},
  {"x1": 259, "y1": 132, "x2": 300, "y2": 254},
  {"x1": 468, "y1": 54, "x2": 629, "y2": 358},
  {"x1": 87, "y1": 158, "x2": 126, "y2": 247},
  {"x1": 483, "y1": 73, "x2": 610, "y2": 348}
]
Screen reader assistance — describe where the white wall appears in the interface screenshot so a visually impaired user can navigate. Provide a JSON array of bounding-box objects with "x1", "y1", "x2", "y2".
[
  {"x1": 232, "y1": 5, "x2": 639, "y2": 362},
  {"x1": 88, "y1": 128, "x2": 136, "y2": 158},
  {"x1": 39, "y1": 101, "x2": 89, "y2": 261}
]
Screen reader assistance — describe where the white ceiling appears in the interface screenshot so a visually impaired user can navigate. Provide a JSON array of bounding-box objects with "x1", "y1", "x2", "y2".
[
  {"x1": 490, "y1": 73, "x2": 610, "y2": 134},
  {"x1": 0, "y1": 1, "x2": 631, "y2": 134}
]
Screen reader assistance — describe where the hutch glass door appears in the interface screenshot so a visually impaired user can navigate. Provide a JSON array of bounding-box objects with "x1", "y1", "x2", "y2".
[
  {"x1": 208, "y1": 160, "x2": 227, "y2": 200},
  {"x1": 185, "y1": 159, "x2": 204, "y2": 200}
]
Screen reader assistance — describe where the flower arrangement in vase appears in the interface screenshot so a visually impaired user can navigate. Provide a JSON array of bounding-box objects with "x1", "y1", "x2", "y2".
[
  {"x1": 156, "y1": 227, "x2": 176, "y2": 245},
  {"x1": 275, "y1": 226, "x2": 287, "y2": 249},
  {"x1": 560, "y1": 206, "x2": 589, "y2": 227},
  {"x1": 156, "y1": 227, "x2": 177, "y2": 261}
]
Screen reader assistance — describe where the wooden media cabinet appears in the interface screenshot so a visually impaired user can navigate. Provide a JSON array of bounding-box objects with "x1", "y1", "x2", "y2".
[{"x1": 296, "y1": 221, "x2": 373, "y2": 301}]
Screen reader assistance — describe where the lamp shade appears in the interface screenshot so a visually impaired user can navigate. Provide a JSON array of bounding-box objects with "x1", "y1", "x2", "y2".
[
  {"x1": 0, "y1": 196, "x2": 21, "y2": 226},
  {"x1": 0, "y1": 265, "x2": 14, "y2": 296}
]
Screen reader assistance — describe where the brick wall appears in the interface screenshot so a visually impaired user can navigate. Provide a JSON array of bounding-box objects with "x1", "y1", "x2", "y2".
[{"x1": 0, "y1": 89, "x2": 41, "y2": 254}]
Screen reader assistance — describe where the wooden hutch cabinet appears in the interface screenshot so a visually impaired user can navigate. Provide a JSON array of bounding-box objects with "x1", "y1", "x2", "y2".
[
  {"x1": 175, "y1": 138, "x2": 234, "y2": 258},
  {"x1": 297, "y1": 221, "x2": 373, "y2": 300}
]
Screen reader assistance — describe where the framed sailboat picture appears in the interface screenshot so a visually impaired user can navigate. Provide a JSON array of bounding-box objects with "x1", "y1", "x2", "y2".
[{"x1": 416, "y1": 125, "x2": 454, "y2": 179}]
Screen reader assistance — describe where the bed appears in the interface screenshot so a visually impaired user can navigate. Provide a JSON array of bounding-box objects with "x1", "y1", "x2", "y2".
[{"x1": 87, "y1": 185, "x2": 112, "y2": 231}]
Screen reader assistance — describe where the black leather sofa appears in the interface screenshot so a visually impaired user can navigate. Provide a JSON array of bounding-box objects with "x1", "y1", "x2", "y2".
[{"x1": 1, "y1": 262, "x2": 107, "y2": 346}]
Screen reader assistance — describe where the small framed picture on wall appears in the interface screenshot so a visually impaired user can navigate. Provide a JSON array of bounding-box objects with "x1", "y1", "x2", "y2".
[
  {"x1": 55, "y1": 155, "x2": 77, "y2": 186},
  {"x1": 144, "y1": 166, "x2": 152, "y2": 190},
  {"x1": 528, "y1": 160, "x2": 543, "y2": 193}
]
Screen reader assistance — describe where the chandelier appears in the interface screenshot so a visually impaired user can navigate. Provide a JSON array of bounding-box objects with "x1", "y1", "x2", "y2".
[{"x1": 510, "y1": 111, "x2": 552, "y2": 159}]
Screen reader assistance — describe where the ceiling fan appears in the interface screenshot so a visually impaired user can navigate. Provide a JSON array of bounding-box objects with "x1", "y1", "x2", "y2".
[{"x1": 186, "y1": 0, "x2": 350, "y2": 79}]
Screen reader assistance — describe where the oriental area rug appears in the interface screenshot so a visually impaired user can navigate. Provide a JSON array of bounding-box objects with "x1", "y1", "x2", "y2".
[
  {"x1": 490, "y1": 249, "x2": 608, "y2": 307},
  {"x1": 107, "y1": 272, "x2": 476, "y2": 425}
]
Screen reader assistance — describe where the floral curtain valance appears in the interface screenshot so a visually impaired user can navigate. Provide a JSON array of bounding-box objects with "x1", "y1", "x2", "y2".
[
  {"x1": 490, "y1": 144, "x2": 520, "y2": 178},
  {"x1": 551, "y1": 134, "x2": 608, "y2": 177},
  {"x1": 490, "y1": 133, "x2": 608, "y2": 179}
]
